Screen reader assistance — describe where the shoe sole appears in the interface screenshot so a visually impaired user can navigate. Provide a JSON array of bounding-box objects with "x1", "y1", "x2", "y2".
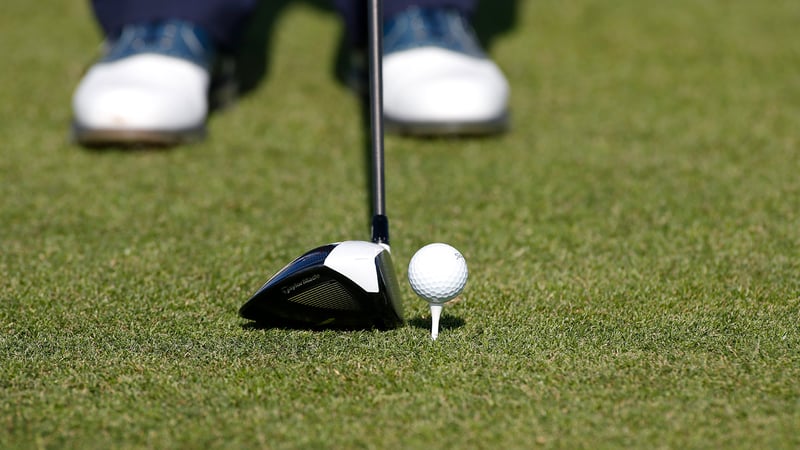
[
  {"x1": 385, "y1": 112, "x2": 510, "y2": 137},
  {"x1": 71, "y1": 123, "x2": 206, "y2": 148}
]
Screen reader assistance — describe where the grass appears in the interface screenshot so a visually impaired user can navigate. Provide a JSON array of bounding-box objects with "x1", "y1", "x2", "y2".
[{"x1": 2, "y1": 0, "x2": 799, "y2": 448}]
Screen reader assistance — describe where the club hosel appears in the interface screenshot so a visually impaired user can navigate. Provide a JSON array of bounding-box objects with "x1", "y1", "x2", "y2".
[{"x1": 371, "y1": 214, "x2": 390, "y2": 245}]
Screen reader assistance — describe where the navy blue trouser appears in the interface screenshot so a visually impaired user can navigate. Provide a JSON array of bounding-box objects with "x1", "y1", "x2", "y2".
[{"x1": 91, "y1": 0, "x2": 478, "y2": 50}]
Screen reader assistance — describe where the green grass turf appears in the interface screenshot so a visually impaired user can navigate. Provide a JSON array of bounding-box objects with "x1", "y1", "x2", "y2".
[{"x1": 2, "y1": 0, "x2": 800, "y2": 448}]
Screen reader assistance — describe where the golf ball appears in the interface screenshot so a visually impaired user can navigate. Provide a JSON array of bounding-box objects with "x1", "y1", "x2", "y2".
[{"x1": 408, "y1": 243, "x2": 468, "y2": 303}]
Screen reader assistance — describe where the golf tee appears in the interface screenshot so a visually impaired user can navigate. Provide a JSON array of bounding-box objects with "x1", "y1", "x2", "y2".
[{"x1": 430, "y1": 304, "x2": 443, "y2": 340}]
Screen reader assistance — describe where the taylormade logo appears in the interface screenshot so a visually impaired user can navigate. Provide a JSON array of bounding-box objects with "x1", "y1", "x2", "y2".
[{"x1": 282, "y1": 274, "x2": 321, "y2": 295}]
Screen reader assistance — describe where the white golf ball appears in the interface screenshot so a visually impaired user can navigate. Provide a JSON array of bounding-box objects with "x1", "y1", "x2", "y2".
[{"x1": 408, "y1": 243, "x2": 468, "y2": 303}]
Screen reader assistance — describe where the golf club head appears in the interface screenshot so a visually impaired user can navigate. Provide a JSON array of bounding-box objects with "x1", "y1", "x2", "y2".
[{"x1": 239, "y1": 241, "x2": 404, "y2": 329}]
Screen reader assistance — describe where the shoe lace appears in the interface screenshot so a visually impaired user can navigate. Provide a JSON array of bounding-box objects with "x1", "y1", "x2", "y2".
[
  {"x1": 121, "y1": 22, "x2": 183, "y2": 52},
  {"x1": 409, "y1": 8, "x2": 452, "y2": 40},
  {"x1": 387, "y1": 7, "x2": 484, "y2": 57},
  {"x1": 103, "y1": 20, "x2": 214, "y2": 69}
]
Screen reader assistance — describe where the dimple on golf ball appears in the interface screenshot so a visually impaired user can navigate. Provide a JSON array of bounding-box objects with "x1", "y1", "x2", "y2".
[{"x1": 408, "y1": 243, "x2": 468, "y2": 303}]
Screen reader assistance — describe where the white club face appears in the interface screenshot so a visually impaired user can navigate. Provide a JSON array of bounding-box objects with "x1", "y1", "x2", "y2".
[
  {"x1": 324, "y1": 241, "x2": 386, "y2": 293},
  {"x1": 408, "y1": 243, "x2": 468, "y2": 303}
]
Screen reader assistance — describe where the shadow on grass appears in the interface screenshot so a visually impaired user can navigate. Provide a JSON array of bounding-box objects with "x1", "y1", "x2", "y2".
[
  {"x1": 239, "y1": 314, "x2": 465, "y2": 332},
  {"x1": 241, "y1": 320, "x2": 359, "y2": 332},
  {"x1": 407, "y1": 313, "x2": 466, "y2": 332},
  {"x1": 232, "y1": 0, "x2": 520, "y2": 101},
  {"x1": 240, "y1": 320, "x2": 403, "y2": 332},
  {"x1": 473, "y1": 0, "x2": 521, "y2": 50},
  {"x1": 232, "y1": 0, "x2": 332, "y2": 98}
]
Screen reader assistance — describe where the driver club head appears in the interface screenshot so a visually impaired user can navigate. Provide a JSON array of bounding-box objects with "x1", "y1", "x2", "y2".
[
  {"x1": 239, "y1": 241, "x2": 404, "y2": 329},
  {"x1": 241, "y1": 0, "x2": 400, "y2": 330}
]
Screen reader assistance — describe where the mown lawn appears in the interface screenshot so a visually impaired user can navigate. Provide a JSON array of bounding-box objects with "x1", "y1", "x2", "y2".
[{"x1": 2, "y1": 0, "x2": 799, "y2": 448}]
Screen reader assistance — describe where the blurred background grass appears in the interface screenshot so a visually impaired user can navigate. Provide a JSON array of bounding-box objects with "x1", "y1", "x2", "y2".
[{"x1": 1, "y1": 0, "x2": 799, "y2": 448}]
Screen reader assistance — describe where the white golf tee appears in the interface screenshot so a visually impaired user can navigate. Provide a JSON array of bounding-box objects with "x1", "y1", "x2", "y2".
[{"x1": 430, "y1": 304, "x2": 443, "y2": 340}]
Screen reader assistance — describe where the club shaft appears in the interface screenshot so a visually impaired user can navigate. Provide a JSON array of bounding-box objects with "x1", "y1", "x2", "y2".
[
  {"x1": 368, "y1": 0, "x2": 385, "y2": 218},
  {"x1": 368, "y1": 0, "x2": 389, "y2": 243}
]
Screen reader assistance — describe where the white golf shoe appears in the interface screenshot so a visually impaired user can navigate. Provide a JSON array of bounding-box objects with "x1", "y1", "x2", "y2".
[
  {"x1": 382, "y1": 7, "x2": 510, "y2": 135},
  {"x1": 71, "y1": 20, "x2": 214, "y2": 146}
]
